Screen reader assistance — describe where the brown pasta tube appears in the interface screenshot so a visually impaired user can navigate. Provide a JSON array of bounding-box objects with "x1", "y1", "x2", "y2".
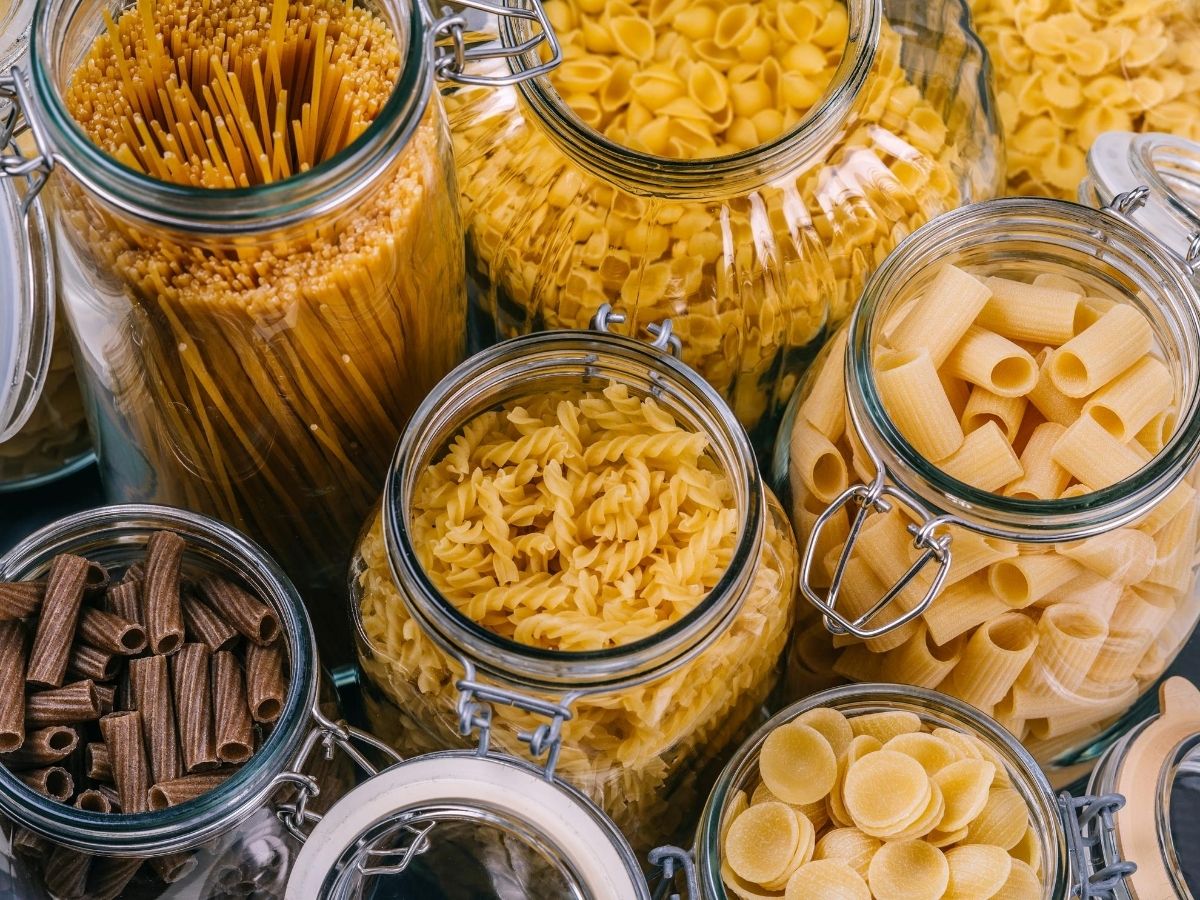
[
  {"x1": 0, "y1": 621, "x2": 26, "y2": 752},
  {"x1": 27, "y1": 553, "x2": 90, "y2": 688},
  {"x1": 67, "y1": 643, "x2": 119, "y2": 683},
  {"x1": 213, "y1": 651, "x2": 254, "y2": 764},
  {"x1": 121, "y1": 563, "x2": 145, "y2": 584},
  {"x1": 75, "y1": 787, "x2": 115, "y2": 813},
  {"x1": 116, "y1": 669, "x2": 133, "y2": 713},
  {"x1": 27, "y1": 680, "x2": 101, "y2": 726},
  {"x1": 44, "y1": 844, "x2": 92, "y2": 899},
  {"x1": 78, "y1": 607, "x2": 148, "y2": 656},
  {"x1": 144, "y1": 531, "x2": 186, "y2": 655},
  {"x1": 96, "y1": 783, "x2": 121, "y2": 810},
  {"x1": 18, "y1": 765, "x2": 74, "y2": 801},
  {"x1": 148, "y1": 769, "x2": 234, "y2": 809},
  {"x1": 86, "y1": 741, "x2": 112, "y2": 781},
  {"x1": 1, "y1": 725, "x2": 79, "y2": 769},
  {"x1": 149, "y1": 851, "x2": 198, "y2": 884},
  {"x1": 197, "y1": 575, "x2": 280, "y2": 645},
  {"x1": 83, "y1": 561, "x2": 111, "y2": 595},
  {"x1": 128, "y1": 655, "x2": 182, "y2": 784},
  {"x1": 12, "y1": 826, "x2": 50, "y2": 856},
  {"x1": 105, "y1": 579, "x2": 142, "y2": 627},
  {"x1": 99, "y1": 711, "x2": 150, "y2": 813},
  {"x1": 87, "y1": 857, "x2": 142, "y2": 900},
  {"x1": 95, "y1": 683, "x2": 116, "y2": 715},
  {"x1": 182, "y1": 594, "x2": 238, "y2": 652},
  {"x1": 0, "y1": 581, "x2": 43, "y2": 620},
  {"x1": 171, "y1": 643, "x2": 218, "y2": 773},
  {"x1": 245, "y1": 641, "x2": 286, "y2": 724}
]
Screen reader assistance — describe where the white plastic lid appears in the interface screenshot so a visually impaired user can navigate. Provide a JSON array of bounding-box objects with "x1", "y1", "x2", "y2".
[{"x1": 286, "y1": 751, "x2": 650, "y2": 900}]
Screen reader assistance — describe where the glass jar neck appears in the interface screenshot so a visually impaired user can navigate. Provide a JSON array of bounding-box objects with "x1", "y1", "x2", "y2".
[
  {"x1": 694, "y1": 684, "x2": 1071, "y2": 900},
  {"x1": 847, "y1": 197, "x2": 1200, "y2": 541},
  {"x1": 377, "y1": 330, "x2": 765, "y2": 693},
  {"x1": 510, "y1": 0, "x2": 879, "y2": 199},
  {"x1": 24, "y1": 0, "x2": 431, "y2": 234},
  {"x1": 0, "y1": 504, "x2": 318, "y2": 856}
]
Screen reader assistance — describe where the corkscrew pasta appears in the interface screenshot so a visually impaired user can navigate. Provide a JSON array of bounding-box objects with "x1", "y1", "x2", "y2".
[
  {"x1": 721, "y1": 707, "x2": 1042, "y2": 900},
  {"x1": 787, "y1": 263, "x2": 1200, "y2": 763},
  {"x1": 355, "y1": 382, "x2": 798, "y2": 853}
]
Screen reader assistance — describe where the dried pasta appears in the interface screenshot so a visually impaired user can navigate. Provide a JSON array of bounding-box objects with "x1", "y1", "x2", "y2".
[
  {"x1": 720, "y1": 707, "x2": 1043, "y2": 899},
  {"x1": 786, "y1": 263, "x2": 1200, "y2": 764},
  {"x1": 356, "y1": 382, "x2": 797, "y2": 853}
]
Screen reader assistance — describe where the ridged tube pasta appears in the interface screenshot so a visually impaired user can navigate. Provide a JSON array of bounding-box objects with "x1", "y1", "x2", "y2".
[
  {"x1": 945, "y1": 613, "x2": 1038, "y2": 708},
  {"x1": 987, "y1": 555, "x2": 1082, "y2": 609},
  {"x1": 1005, "y1": 423, "x2": 1071, "y2": 500},
  {"x1": 1082, "y1": 356, "x2": 1174, "y2": 442},
  {"x1": 938, "y1": 420, "x2": 1024, "y2": 492},
  {"x1": 790, "y1": 422, "x2": 850, "y2": 504},
  {"x1": 1027, "y1": 349, "x2": 1085, "y2": 426},
  {"x1": 1031, "y1": 604, "x2": 1108, "y2": 692},
  {"x1": 876, "y1": 349, "x2": 964, "y2": 461},
  {"x1": 879, "y1": 624, "x2": 964, "y2": 688},
  {"x1": 1049, "y1": 305, "x2": 1152, "y2": 398},
  {"x1": 1051, "y1": 417, "x2": 1148, "y2": 488},
  {"x1": 942, "y1": 327, "x2": 1038, "y2": 398},
  {"x1": 978, "y1": 276, "x2": 1081, "y2": 344},
  {"x1": 960, "y1": 388, "x2": 1027, "y2": 443},
  {"x1": 888, "y1": 265, "x2": 993, "y2": 367}
]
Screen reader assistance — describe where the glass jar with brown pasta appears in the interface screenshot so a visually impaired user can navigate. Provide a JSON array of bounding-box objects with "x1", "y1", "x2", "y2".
[
  {"x1": 350, "y1": 316, "x2": 799, "y2": 857},
  {"x1": 773, "y1": 196, "x2": 1200, "y2": 789},
  {"x1": 443, "y1": 0, "x2": 1000, "y2": 448},
  {"x1": 0, "y1": 0, "x2": 558, "y2": 659}
]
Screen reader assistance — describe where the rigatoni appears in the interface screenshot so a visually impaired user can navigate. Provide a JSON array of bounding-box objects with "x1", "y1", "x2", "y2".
[
  {"x1": 86, "y1": 857, "x2": 143, "y2": 900},
  {"x1": 2, "y1": 726, "x2": 79, "y2": 769},
  {"x1": 78, "y1": 607, "x2": 147, "y2": 656},
  {"x1": 197, "y1": 576, "x2": 280, "y2": 646},
  {"x1": 876, "y1": 348, "x2": 963, "y2": 461},
  {"x1": 144, "y1": 531, "x2": 186, "y2": 655},
  {"x1": 938, "y1": 421, "x2": 1023, "y2": 493},
  {"x1": 18, "y1": 765, "x2": 74, "y2": 801},
  {"x1": 148, "y1": 770, "x2": 234, "y2": 809},
  {"x1": 1049, "y1": 305, "x2": 1152, "y2": 398},
  {"x1": 129, "y1": 655, "x2": 182, "y2": 785},
  {"x1": 182, "y1": 594, "x2": 238, "y2": 652},
  {"x1": 0, "y1": 621, "x2": 27, "y2": 752},
  {"x1": 27, "y1": 554, "x2": 91, "y2": 688},
  {"x1": 978, "y1": 276, "x2": 1081, "y2": 344},
  {"x1": 245, "y1": 641, "x2": 286, "y2": 724},
  {"x1": 172, "y1": 644, "x2": 218, "y2": 773},
  {"x1": 43, "y1": 844, "x2": 92, "y2": 898},
  {"x1": 67, "y1": 643, "x2": 119, "y2": 683},
  {"x1": 0, "y1": 582, "x2": 43, "y2": 621},
  {"x1": 213, "y1": 651, "x2": 254, "y2": 764},
  {"x1": 99, "y1": 711, "x2": 150, "y2": 814},
  {"x1": 942, "y1": 326, "x2": 1037, "y2": 398},
  {"x1": 889, "y1": 265, "x2": 993, "y2": 367},
  {"x1": 26, "y1": 681, "x2": 101, "y2": 726},
  {"x1": 86, "y1": 741, "x2": 112, "y2": 782},
  {"x1": 104, "y1": 580, "x2": 142, "y2": 627},
  {"x1": 1083, "y1": 356, "x2": 1173, "y2": 442}
]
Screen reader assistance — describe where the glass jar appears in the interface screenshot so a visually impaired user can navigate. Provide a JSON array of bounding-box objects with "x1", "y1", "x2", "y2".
[
  {"x1": 689, "y1": 684, "x2": 1139, "y2": 899},
  {"x1": 443, "y1": 0, "x2": 1001, "y2": 448},
  {"x1": 0, "y1": 0, "x2": 557, "y2": 658},
  {"x1": 0, "y1": 504, "x2": 379, "y2": 899},
  {"x1": 350, "y1": 316, "x2": 799, "y2": 856},
  {"x1": 773, "y1": 196, "x2": 1200, "y2": 785}
]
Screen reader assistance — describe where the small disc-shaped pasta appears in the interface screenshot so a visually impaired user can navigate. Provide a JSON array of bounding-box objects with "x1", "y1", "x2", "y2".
[
  {"x1": 867, "y1": 840, "x2": 950, "y2": 900},
  {"x1": 996, "y1": 859, "x2": 1042, "y2": 900},
  {"x1": 828, "y1": 735, "x2": 882, "y2": 827},
  {"x1": 784, "y1": 859, "x2": 871, "y2": 900},
  {"x1": 1010, "y1": 824, "x2": 1042, "y2": 872},
  {"x1": 722, "y1": 858, "x2": 787, "y2": 900},
  {"x1": 725, "y1": 801, "x2": 802, "y2": 884},
  {"x1": 798, "y1": 707, "x2": 855, "y2": 758},
  {"x1": 760, "y1": 722, "x2": 838, "y2": 805},
  {"x1": 813, "y1": 828, "x2": 881, "y2": 881},
  {"x1": 933, "y1": 758, "x2": 996, "y2": 833},
  {"x1": 843, "y1": 750, "x2": 930, "y2": 832},
  {"x1": 849, "y1": 710, "x2": 922, "y2": 742},
  {"x1": 878, "y1": 781, "x2": 944, "y2": 841},
  {"x1": 943, "y1": 843, "x2": 1013, "y2": 900},
  {"x1": 722, "y1": 790, "x2": 750, "y2": 844},
  {"x1": 761, "y1": 811, "x2": 817, "y2": 891},
  {"x1": 885, "y1": 731, "x2": 962, "y2": 775},
  {"x1": 966, "y1": 788, "x2": 1029, "y2": 850},
  {"x1": 925, "y1": 825, "x2": 969, "y2": 848}
]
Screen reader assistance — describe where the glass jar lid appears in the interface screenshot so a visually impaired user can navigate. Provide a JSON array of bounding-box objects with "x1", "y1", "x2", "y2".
[{"x1": 285, "y1": 751, "x2": 651, "y2": 899}]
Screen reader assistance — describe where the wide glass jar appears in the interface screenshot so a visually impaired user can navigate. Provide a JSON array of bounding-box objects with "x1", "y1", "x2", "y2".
[
  {"x1": 443, "y1": 0, "x2": 1001, "y2": 447},
  {"x1": 0, "y1": 504, "x2": 375, "y2": 899},
  {"x1": 774, "y1": 196, "x2": 1200, "y2": 785},
  {"x1": 688, "y1": 684, "x2": 1139, "y2": 899},
  {"x1": 350, "y1": 317, "x2": 798, "y2": 856},
  {"x1": 0, "y1": 0, "x2": 557, "y2": 657}
]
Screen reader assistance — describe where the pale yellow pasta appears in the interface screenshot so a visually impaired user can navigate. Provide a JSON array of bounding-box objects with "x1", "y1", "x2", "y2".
[
  {"x1": 996, "y1": 859, "x2": 1042, "y2": 900},
  {"x1": 1083, "y1": 356, "x2": 1174, "y2": 441},
  {"x1": 791, "y1": 422, "x2": 850, "y2": 504},
  {"x1": 939, "y1": 420, "x2": 1024, "y2": 491},
  {"x1": 1027, "y1": 349, "x2": 1085, "y2": 426},
  {"x1": 926, "y1": 826, "x2": 970, "y2": 848},
  {"x1": 783, "y1": 859, "x2": 870, "y2": 900},
  {"x1": 848, "y1": 710, "x2": 922, "y2": 742},
  {"x1": 867, "y1": 840, "x2": 949, "y2": 900},
  {"x1": 1005, "y1": 422, "x2": 1071, "y2": 500},
  {"x1": 933, "y1": 758, "x2": 996, "y2": 832},
  {"x1": 879, "y1": 624, "x2": 964, "y2": 688},
  {"x1": 843, "y1": 750, "x2": 931, "y2": 832},
  {"x1": 885, "y1": 732, "x2": 961, "y2": 775},
  {"x1": 944, "y1": 613, "x2": 1038, "y2": 708},
  {"x1": 966, "y1": 788, "x2": 1029, "y2": 850},
  {"x1": 1148, "y1": 504, "x2": 1199, "y2": 592},
  {"x1": 1056, "y1": 528, "x2": 1156, "y2": 585},
  {"x1": 978, "y1": 276, "x2": 1081, "y2": 345},
  {"x1": 761, "y1": 723, "x2": 839, "y2": 805},
  {"x1": 1030, "y1": 604, "x2": 1108, "y2": 692},
  {"x1": 828, "y1": 735, "x2": 882, "y2": 827},
  {"x1": 941, "y1": 326, "x2": 1038, "y2": 398},
  {"x1": 1049, "y1": 305, "x2": 1152, "y2": 398},
  {"x1": 813, "y1": 828, "x2": 881, "y2": 881},
  {"x1": 944, "y1": 531, "x2": 1019, "y2": 587},
  {"x1": 800, "y1": 330, "x2": 849, "y2": 440},
  {"x1": 725, "y1": 802, "x2": 803, "y2": 884},
  {"x1": 960, "y1": 388, "x2": 1028, "y2": 443},
  {"x1": 943, "y1": 843, "x2": 1013, "y2": 900},
  {"x1": 797, "y1": 707, "x2": 854, "y2": 759},
  {"x1": 1033, "y1": 272, "x2": 1084, "y2": 294},
  {"x1": 835, "y1": 558, "x2": 921, "y2": 654},
  {"x1": 1010, "y1": 825, "x2": 1042, "y2": 874},
  {"x1": 1051, "y1": 416, "x2": 1148, "y2": 488},
  {"x1": 923, "y1": 578, "x2": 1011, "y2": 646},
  {"x1": 888, "y1": 265, "x2": 994, "y2": 367},
  {"x1": 987, "y1": 555, "x2": 1082, "y2": 608},
  {"x1": 876, "y1": 349, "x2": 965, "y2": 461},
  {"x1": 761, "y1": 813, "x2": 818, "y2": 891}
]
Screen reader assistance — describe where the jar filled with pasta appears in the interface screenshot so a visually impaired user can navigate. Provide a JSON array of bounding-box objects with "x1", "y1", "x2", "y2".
[
  {"x1": 351, "y1": 311, "x2": 799, "y2": 856},
  {"x1": 0, "y1": 503, "x2": 381, "y2": 900},
  {"x1": 443, "y1": 0, "x2": 1001, "y2": 448},
  {"x1": 0, "y1": 0, "x2": 559, "y2": 659},
  {"x1": 684, "y1": 683, "x2": 1138, "y2": 900},
  {"x1": 774, "y1": 195, "x2": 1200, "y2": 786}
]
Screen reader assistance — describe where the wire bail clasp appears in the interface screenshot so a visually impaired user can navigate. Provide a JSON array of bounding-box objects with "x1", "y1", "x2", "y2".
[
  {"x1": 648, "y1": 845, "x2": 699, "y2": 900},
  {"x1": 591, "y1": 303, "x2": 684, "y2": 358},
  {"x1": 1058, "y1": 792, "x2": 1136, "y2": 899},
  {"x1": 429, "y1": 0, "x2": 562, "y2": 87},
  {"x1": 0, "y1": 67, "x2": 53, "y2": 217}
]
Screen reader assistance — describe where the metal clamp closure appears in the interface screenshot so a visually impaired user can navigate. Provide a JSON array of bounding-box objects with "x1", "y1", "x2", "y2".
[
  {"x1": 1058, "y1": 792, "x2": 1136, "y2": 899},
  {"x1": 0, "y1": 68, "x2": 53, "y2": 216},
  {"x1": 455, "y1": 657, "x2": 579, "y2": 780},
  {"x1": 591, "y1": 303, "x2": 684, "y2": 358},
  {"x1": 272, "y1": 704, "x2": 406, "y2": 843},
  {"x1": 1104, "y1": 186, "x2": 1151, "y2": 218},
  {"x1": 354, "y1": 822, "x2": 436, "y2": 878},
  {"x1": 1186, "y1": 231, "x2": 1200, "y2": 272},
  {"x1": 429, "y1": 0, "x2": 562, "y2": 87},
  {"x1": 648, "y1": 846, "x2": 698, "y2": 900}
]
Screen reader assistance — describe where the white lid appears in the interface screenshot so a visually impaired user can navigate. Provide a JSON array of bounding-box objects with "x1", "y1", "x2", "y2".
[{"x1": 286, "y1": 751, "x2": 650, "y2": 900}]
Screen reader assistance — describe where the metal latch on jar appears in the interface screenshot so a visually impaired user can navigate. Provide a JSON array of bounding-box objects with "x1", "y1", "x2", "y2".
[
  {"x1": 0, "y1": 69, "x2": 53, "y2": 213},
  {"x1": 591, "y1": 303, "x2": 684, "y2": 357},
  {"x1": 1104, "y1": 186, "x2": 1200, "y2": 276},
  {"x1": 1058, "y1": 791, "x2": 1136, "y2": 899},
  {"x1": 428, "y1": 0, "x2": 563, "y2": 87},
  {"x1": 647, "y1": 845, "x2": 699, "y2": 900}
]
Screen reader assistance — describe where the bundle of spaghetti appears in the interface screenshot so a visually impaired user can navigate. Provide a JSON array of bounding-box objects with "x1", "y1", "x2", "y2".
[{"x1": 58, "y1": 0, "x2": 466, "y2": 650}]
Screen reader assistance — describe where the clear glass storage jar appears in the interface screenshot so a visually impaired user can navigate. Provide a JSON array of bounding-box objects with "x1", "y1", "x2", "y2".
[
  {"x1": 0, "y1": 0, "x2": 558, "y2": 656},
  {"x1": 773, "y1": 196, "x2": 1200, "y2": 784},
  {"x1": 443, "y1": 0, "x2": 1001, "y2": 447},
  {"x1": 688, "y1": 684, "x2": 1139, "y2": 900},
  {"x1": 350, "y1": 315, "x2": 799, "y2": 856},
  {"x1": 0, "y1": 504, "x2": 381, "y2": 900}
]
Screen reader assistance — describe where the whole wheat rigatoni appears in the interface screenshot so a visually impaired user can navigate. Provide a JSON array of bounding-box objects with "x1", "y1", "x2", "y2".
[
  {"x1": 78, "y1": 607, "x2": 147, "y2": 656},
  {"x1": 86, "y1": 857, "x2": 142, "y2": 900},
  {"x1": 128, "y1": 655, "x2": 181, "y2": 785},
  {"x1": 148, "y1": 770, "x2": 234, "y2": 809},
  {"x1": 213, "y1": 651, "x2": 254, "y2": 764},
  {"x1": 86, "y1": 741, "x2": 112, "y2": 781},
  {"x1": 18, "y1": 765, "x2": 74, "y2": 801},
  {"x1": 67, "y1": 643, "x2": 119, "y2": 683},
  {"x1": 182, "y1": 593, "x2": 238, "y2": 652},
  {"x1": 0, "y1": 621, "x2": 26, "y2": 752},
  {"x1": 0, "y1": 582, "x2": 42, "y2": 621},
  {"x1": 198, "y1": 576, "x2": 280, "y2": 646},
  {"x1": 27, "y1": 554, "x2": 90, "y2": 688},
  {"x1": 144, "y1": 531, "x2": 186, "y2": 655},
  {"x1": 12, "y1": 826, "x2": 50, "y2": 856},
  {"x1": 99, "y1": 711, "x2": 150, "y2": 814},
  {"x1": 245, "y1": 641, "x2": 286, "y2": 724},
  {"x1": 1, "y1": 725, "x2": 79, "y2": 769},
  {"x1": 172, "y1": 643, "x2": 217, "y2": 772},
  {"x1": 104, "y1": 579, "x2": 142, "y2": 627},
  {"x1": 150, "y1": 851, "x2": 198, "y2": 884},
  {"x1": 75, "y1": 787, "x2": 115, "y2": 813},
  {"x1": 95, "y1": 684, "x2": 116, "y2": 715},
  {"x1": 44, "y1": 844, "x2": 92, "y2": 898},
  {"x1": 26, "y1": 680, "x2": 101, "y2": 726}
]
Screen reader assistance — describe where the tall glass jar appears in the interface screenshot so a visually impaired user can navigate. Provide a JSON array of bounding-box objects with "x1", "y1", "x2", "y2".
[
  {"x1": 0, "y1": 504, "x2": 379, "y2": 899},
  {"x1": 689, "y1": 684, "x2": 1139, "y2": 900},
  {"x1": 350, "y1": 321, "x2": 798, "y2": 856},
  {"x1": 443, "y1": 0, "x2": 1001, "y2": 448},
  {"x1": 0, "y1": 0, "x2": 557, "y2": 658},
  {"x1": 773, "y1": 197, "x2": 1200, "y2": 786}
]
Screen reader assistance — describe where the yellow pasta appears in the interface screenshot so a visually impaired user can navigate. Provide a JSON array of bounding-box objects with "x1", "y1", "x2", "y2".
[
  {"x1": 1083, "y1": 356, "x2": 1174, "y2": 441},
  {"x1": 791, "y1": 422, "x2": 850, "y2": 504},
  {"x1": 961, "y1": 388, "x2": 1028, "y2": 443},
  {"x1": 849, "y1": 710, "x2": 922, "y2": 743},
  {"x1": 876, "y1": 349, "x2": 965, "y2": 461},
  {"x1": 843, "y1": 750, "x2": 930, "y2": 833},
  {"x1": 1049, "y1": 305, "x2": 1153, "y2": 398},
  {"x1": 1027, "y1": 349, "x2": 1085, "y2": 426},
  {"x1": 761, "y1": 723, "x2": 839, "y2": 805},
  {"x1": 813, "y1": 828, "x2": 881, "y2": 881},
  {"x1": 1051, "y1": 416, "x2": 1148, "y2": 489},
  {"x1": 889, "y1": 265, "x2": 994, "y2": 367},
  {"x1": 783, "y1": 859, "x2": 870, "y2": 900},
  {"x1": 966, "y1": 788, "x2": 1028, "y2": 850},
  {"x1": 879, "y1": 624, "x2": 964, "y2": 688},
  {"x1": 943, "y1": 613, "x2": 1038, "y2": 708},
  {"x1": 725, "y1": 802, "x2": 803, "y2": 884},
  {"x1": 939, "y1": 420, "x2": 1024, "y2": 491},
  {"x1": 943, "y1": 844, "x2": 1013, "y2": 900},
  {"x1": 797, "y1": 707, "x2": 855, "y2": 759},
  {"x1": 942, "y1": 326, "x2": 1039, "y2": 398},
  {"x1": 933, "y1": 758, "x2": 996, "y2": 833},
  {"x1": 885, "y1": 732, "x2": 961, "y2": 776},
  {"x1": 923, "y1": 578, "x2": 1011, "y2": 646},
  {"x1": 1005, "y1": 423, "x2": 1071, "y2": 500},
  {"x1": 1031, "y1": 604, "x2": 1108, "y2": 692},
  {"x1": 978, "y1": 276, "x2": 1082, "y2": 345},
  {"x1": 997, "y1": 859, "x2": 1043, "y2": 900},
  {"x1": 867, "y1": 840, "x2": 949, "y2": 900},
  {"x1": 1056, "y1": 529, "x2": 1157, "y2": 585}
]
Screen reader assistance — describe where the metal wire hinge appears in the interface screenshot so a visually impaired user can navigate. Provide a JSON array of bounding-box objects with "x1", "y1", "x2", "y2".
[
  {"x1": 455, "y1": 658, "x2": 579, "y2": 780},
  {"x1": 648, "y1": 846, "x2": 698, "y2": 900},
  {"x1": 355, "y1": 821, "x2": 436, "y2": 878},
  {"x1": 0, "y1": 68, "x2": 53, "y2": 217},
  {"x1": 591, "y1": 303, "x2": 684, "y2": 358},
  {"x1": 430, "y1": 0, "x2": 562, "y2": 87},
  {"x1": 1058, "y1": 792, "x2": 1136, "y2": 899},
  {"x1": 1104, "y1": 186, "x2": 1151, "y2": 217}
]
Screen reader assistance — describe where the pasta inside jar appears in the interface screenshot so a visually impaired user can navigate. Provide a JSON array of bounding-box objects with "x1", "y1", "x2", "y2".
[
  {"x1": 781, "y1": 198, "x2": 1200, "y2": 779},
  {"x1": 352, "y1": 330, "x2": 798, "y2": 855}
]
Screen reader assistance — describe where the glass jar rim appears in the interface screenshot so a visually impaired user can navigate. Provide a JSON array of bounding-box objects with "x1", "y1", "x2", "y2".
[
  {"x1": 0, "y1": 503, "x2": 319, "y2": 856},
  {"x1": 506, "y1": 0, "x2": 881, "y2": 198},
  {"x1": 847, "y1": 196, "x2": 1200, "y2": 541},
  {"x1": 23, "y1": 0, "x2": 432, "y2": 233},
  {"x1": 369, "y1": 328, "x2": 766, "y2": 692}
]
